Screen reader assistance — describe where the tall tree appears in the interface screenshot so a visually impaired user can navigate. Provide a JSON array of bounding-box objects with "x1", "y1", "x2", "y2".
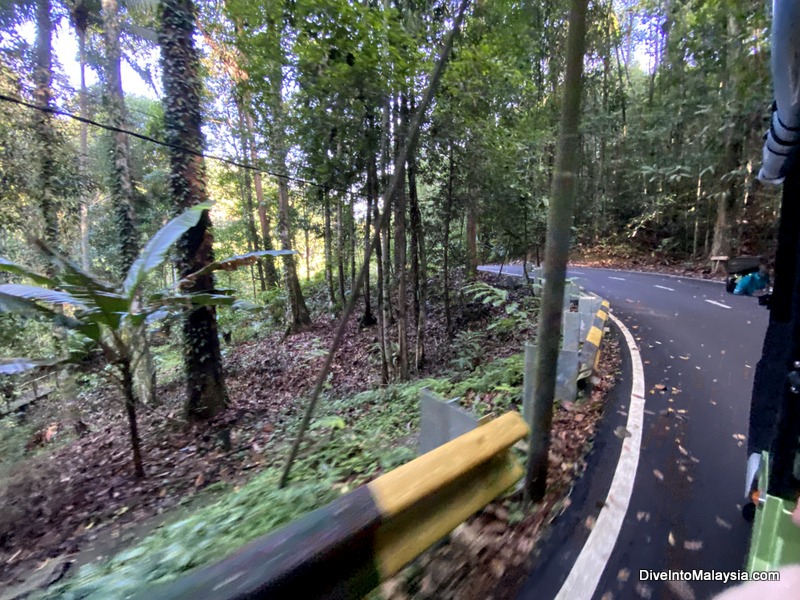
[
  {"x1": 159, "y1": 0, "x2": 228, "y2": 420},
  {"x1": 102, "y1": 0, "x2": 138, "y2": 274},
  {"x1": 525, "y1": 0, "x2": 589, "y2": 503},
  {"x1": 69, "y1": 0, "x2": 92, "y2": 270},
  {"x1": 33, "y1": 0, "x2": 58, "y2": 252}
]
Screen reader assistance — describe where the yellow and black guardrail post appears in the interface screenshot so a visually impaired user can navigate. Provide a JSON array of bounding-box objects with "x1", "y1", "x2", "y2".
[
  {"x1": 579, "y1": 299, "x2": 610, "y2": 377},
  {"x1": 141, "y1": 412, "x2": 529, "y2": 600}
]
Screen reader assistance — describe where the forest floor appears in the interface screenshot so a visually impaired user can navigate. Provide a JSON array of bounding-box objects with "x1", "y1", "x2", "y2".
[{"x1": 0, "y1": 271, "x2": 619, "y2": 599}]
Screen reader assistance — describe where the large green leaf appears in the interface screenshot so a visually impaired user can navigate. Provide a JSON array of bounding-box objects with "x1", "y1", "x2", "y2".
[
  {"x1": 0, "y1": 292, "x2": 84, "y2": 329},
  {"x1": 32, "y1": 241, "x2": 115, "y2": 293},
  {"x1": 0, "y1": 284, "x2": 88, "y2": 309},
  {"x1": 179, "y1": 250, "x2": 296, "y2": 287},
  {"x1": 123, "y1": 202, "x2": 212, "y2": 297},
  {"x1": 0, "y1": 257, "x2": 54, "y2": 286}
]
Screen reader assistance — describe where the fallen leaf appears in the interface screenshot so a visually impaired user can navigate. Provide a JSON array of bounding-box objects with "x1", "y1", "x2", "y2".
[
  {"x1": 732, "y1": 434, "x2": 746, "y2": 441},
  {"x1": 668, "y1": 531, "x2": 675, "y2": 546},
  {"x1": 614, "y1": 426, "x2": 632, "y2": 439},
  {"x1": 684, "y1": 540, "x2": 703, "y2": 551},
  {"x1": 635, "y1": 582, "x2": 653, "y2": 599},
  {"x1": 585, "y1": 515, "x2": 596, "y2": 530},
  {"x1": 655, "y1": 384, "x2": 666, "y2": 391},
  {"x1": 715, "y1": 516, "x2": 732, "y2": 530},
  {"x1": 636, "y1": 511, "x2": 650, "y2": 522},
  {"x1": 617, "y1": 568, "x2": 630, "y2": 582},
  {"x1": 653, "y1": 469, "x2": 664, "y2": 481},
  {"x1": 679, "y1": 356, "x2": 689, "y2": 360},
  {"x1": 667, "y1": 579, "x2": 697, "y2": 600},
  {"x1": 194, "y1": 473, "x2": 205, "y2": 488},
  {"x1": 677, "y1": 445, "x2": 688, "y2": 456}
]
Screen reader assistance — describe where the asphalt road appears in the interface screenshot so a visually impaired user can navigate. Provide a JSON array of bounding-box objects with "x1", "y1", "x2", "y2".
[{"x1": 482, "y1": 266, "x2": 770, "y2": 600}]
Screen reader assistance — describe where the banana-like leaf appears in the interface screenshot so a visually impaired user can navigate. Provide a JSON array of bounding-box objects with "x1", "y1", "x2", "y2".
[
  {"x1": 32, "y1": 241, "x2": 115, "y2": 293},
  {"x1": 186, "y1": 293, "x2": 236, "y2": 307},
  {"x1": 0, "y1": 357, "x2": 59, "y2": 375},
  {"x1": 0, "y1": 292, "x2": 85, "y2": 329},
  {"x1": 123, "y1": 202, "x2": 212, "y2": 298},
  {"x1": 0, "y1": 284, "x2": 88, "y2": 309},
  {"x1": 179, "y1": 250, "x2": 296, "y2": 287},
  {"x1": 0, "y1": 257, "x2": 54, "y2": 286},
  {"x1": 230, "y1": 299, "x2": 261, "y2": 311}
]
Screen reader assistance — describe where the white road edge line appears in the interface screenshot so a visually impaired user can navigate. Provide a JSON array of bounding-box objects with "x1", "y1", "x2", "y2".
[
  {"x1": 554, "y1": 312, "x2": 646, "y2": 600},
  {"x1": 608, "y1": 276, "x2": 626, "y2": 281},
  {"x1": 704, "y1": 299, "x2": 732, "y2": 310},
  {"x1": 654, "y1": 285, "x2": 675, "y2": 291}
]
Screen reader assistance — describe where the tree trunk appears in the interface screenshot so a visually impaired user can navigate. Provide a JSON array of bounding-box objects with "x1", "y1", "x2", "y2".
[
  {"x1": 337, "y1": 195, "x2": 346, "y2": 304},
  {"x1": 394, "y1": 94, "x2": 409, "y2": 381},
  {"x1": 525, "y1": 0, "x2": 589, "y2": 503},
  {"x1": 244, "y1": 108, "x2": 279, "y2": 287},
  {"x1": 361, "y1": 153, "x2": 377, "y2": 328},
  {"x1": 443, "y1": 144, "x2": 454, "y2": 338},
  {"x1": 368, "y1": 142, "x2": 388, "y2": 381},
  {"x1": 34, "y1": 0, "x2": 58, "y2": 252},
  {"x1": 710, "y1": 15, "x2": 743, "y2": 264},
  {"x1": 407, "y1": 93, "x2": 425, "y2": 370},
  {"x1": 323, "y1": 188, "x2": 336, "y2": 310},
  {"x1": 278, "y1": 176, "x2": 312, "y2": 330},
  {"x1": 235, "y1": 97, "x2": 265, "y2": 290},
  {"x1": 120, "y1": 358, "x2": 145, "y2": 478},
  {"x1": 75, "y1": 1, "x2": 90, "y2": 270},
  {"x1": 102, "y1": 0, "x2": 138, "y2": 275},
  {"x1": 466, "y1": 203, "x2": 478, "y2": 278},
  {"x1": 159, "y1": 0, "x2": 228, "y2": 420}
]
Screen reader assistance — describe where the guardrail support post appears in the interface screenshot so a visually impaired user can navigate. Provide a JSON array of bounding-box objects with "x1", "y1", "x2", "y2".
[
  {"x1": 555, "y1": 349, "x2": 579, "y2": 404},
  {"x1": 523, "y1": 342, "x2": 536, "y2": 425},
  {"x1": 562, "y1": 311, "x2": 580, "y2": 353}
]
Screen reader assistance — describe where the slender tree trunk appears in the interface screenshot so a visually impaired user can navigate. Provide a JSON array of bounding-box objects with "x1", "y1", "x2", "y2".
[
  {"x1": 361, "y1": 154, "x2": 377, "y2": 328},
  {"x1": 466, "y1": 203, "x2": 478, "y2": 278},
  {"x1": 525, "y1": 0, "x2": 589, "y2": 503},
  {"x1": 75, "y1": 1, "x2": 91, "y2": 270},
  {"x1": 244, "y1": 108, "x2": 279, "y2": 287},
  {"x1": 394, "y1": 95, "x2": 409, "y2": 381},
  {"x1": 159, "y1": 0, "x2": 228, "y2": 420},
  {"x1": 121, "y1": 358, "x2": 145, "y2": 478},
  {"x1": 102, "y1": 0, "x2": 138, "y2": 274},
  {"x1": 349, "y1": 198, "x2": 356, "y2": 292},
  {"x1": 711, "y1": 15, "x2": 742, "y2": 263},
  {"x1": 323, "y1": 188, "x2": 336, "y2": 310},
  {"x1": 337, "y1": 195, "x2": 346, "y2": 304},
  {"x1": 407, "y1": 94, "x2": 425, "y2": 370},
  {"x1": 368, "y1": 143, "x2": 388, "y2": 381},
  {"x1": 278, "y1": 176, "x2": 312, "y2": 330},
  {"x1": 443, "y1": 144, "x2": 454, "y2": 338},
  {"x1": 34, "y1": 0, "x2": 58, "y2": 252},
  {"x1": 235, "y1": 98, "x2": 265, "y2": 290}
]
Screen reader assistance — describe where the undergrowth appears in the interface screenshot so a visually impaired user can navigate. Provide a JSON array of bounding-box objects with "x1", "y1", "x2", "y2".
[{"x1": 47, "y1": 350, "x2": 527, "y2": 599}]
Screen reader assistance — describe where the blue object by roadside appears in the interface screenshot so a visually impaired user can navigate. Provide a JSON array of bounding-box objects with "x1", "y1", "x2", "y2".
[{"x1": 734, "y1": 271, "x2": 769, "y2": 296}]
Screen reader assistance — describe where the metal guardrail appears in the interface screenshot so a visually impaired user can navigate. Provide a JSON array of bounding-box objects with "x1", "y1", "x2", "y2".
[{"x1": 138, "y1": 412, "x2": 529, "y2": 600}]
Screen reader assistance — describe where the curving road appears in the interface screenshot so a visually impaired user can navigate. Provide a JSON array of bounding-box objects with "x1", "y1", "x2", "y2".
[{"x1": 481, "y1": 265, "x2": 770, "y2": 600}]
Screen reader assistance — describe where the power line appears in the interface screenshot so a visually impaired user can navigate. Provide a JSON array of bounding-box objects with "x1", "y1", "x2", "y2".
[{"x1": 0, "y1": 92, "x2": 366, "y2": 198}]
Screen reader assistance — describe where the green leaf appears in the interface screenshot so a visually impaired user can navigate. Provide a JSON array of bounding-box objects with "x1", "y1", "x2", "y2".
[
  {"x1": 32, "y1": 241, "x2": 115, "y2": 293},
  {"x1": 0, "y1": 284, "x2": 88, "y2": 309},
  {"x1": 179, "y1": 250, "x2": 296, "y2": 287},
  {"x1": 0, "y1": 257, "x2": 54, "y2": 286},
  {"x1": 123, "y1": 203, "x2": 212, "y2": 297}
]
